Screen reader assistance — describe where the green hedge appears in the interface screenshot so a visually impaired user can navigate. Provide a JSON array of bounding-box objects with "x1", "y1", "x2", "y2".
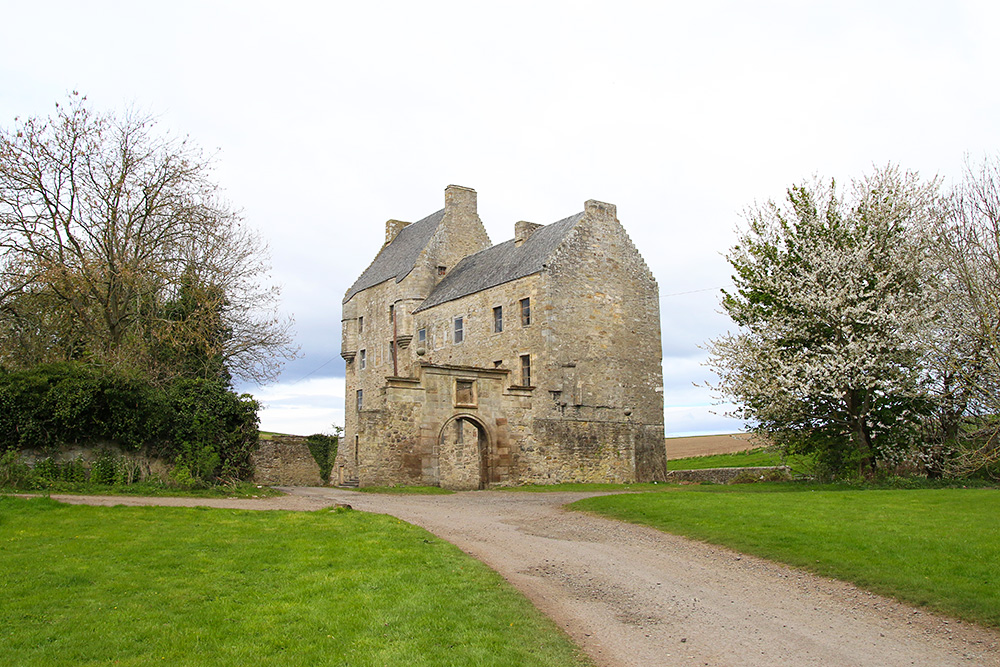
[{"x1": 0, "y1": 363, "x2": 259, "y2": 482}]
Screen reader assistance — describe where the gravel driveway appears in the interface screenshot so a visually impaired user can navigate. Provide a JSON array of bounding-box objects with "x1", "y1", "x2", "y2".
[{"x1": 48, "y1": 488, "x2": 999, "y2": 667}]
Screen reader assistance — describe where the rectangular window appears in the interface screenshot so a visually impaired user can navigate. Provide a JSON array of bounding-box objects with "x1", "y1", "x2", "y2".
[
  {"x1": 357, "y1": 316, "x2": 363, "y2": 334},
  {"x1": 389, "y1": 304, "x2": 394, "y2": 322},
  {"x1": 417, "y1": 328, "x2": 426, "y2": 343},
  {"x1": 520, "y1": 354, "x2": 531, "y2": 386},
  {"x1": 520, "y1": 298, "x2": 531, "y2": 326},
  {"x1": 359, "y1": 349, "x2": 366, "y2": 369},
  {"x1": 454, "y1": 317, "x2": 464, "y2": 343},
  {"x1": 356, "y1": 389, "x2": 363, "y2": 411},
  {"x1": 437, "y1": 265, "x2": 447, "y2": 276},
  {"x1": 493, "y1": 306, "x2": 503, "y2": 333}
]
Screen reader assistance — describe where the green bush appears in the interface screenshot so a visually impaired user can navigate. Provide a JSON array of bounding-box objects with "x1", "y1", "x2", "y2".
[
  {"x1": 0, "y1": 363, "x2": 260, "y2": 485},
  {"x1": 0, "y1": 450, "x2": 32, "y2": 489},
  {"x1": 306, "y1": 430, "x2": 340, "y2": 483},
  {"x1": 165, "y1": 379, "x2": 259, "y2": 482}
]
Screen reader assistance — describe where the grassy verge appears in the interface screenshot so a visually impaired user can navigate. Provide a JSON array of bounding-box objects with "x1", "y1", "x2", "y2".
[
  {"x1": 0, "y1": 497, "x2": 590, "y2": 667},
  {"x1": 571, "y1": 486, "x2": 1000, "y2": 627}
]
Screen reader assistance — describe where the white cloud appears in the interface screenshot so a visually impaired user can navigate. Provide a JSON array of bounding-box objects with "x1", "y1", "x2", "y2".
[
  {"x1": 2, "y1": 0, "x2": 996, "y2": 441},
  {"x1": 251, "y1": 377, "x2": 345, "y2": 436}
]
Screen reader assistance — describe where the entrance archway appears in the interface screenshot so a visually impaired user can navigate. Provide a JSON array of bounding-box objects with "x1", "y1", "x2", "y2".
[{"x1": 438, "y1": 415, "x2": 491, "y2": 490}]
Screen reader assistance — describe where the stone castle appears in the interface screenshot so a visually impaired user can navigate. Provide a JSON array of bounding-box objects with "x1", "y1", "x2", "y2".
[{"x1": 334, "y1": 185, "x2": 666, "y2": 489}]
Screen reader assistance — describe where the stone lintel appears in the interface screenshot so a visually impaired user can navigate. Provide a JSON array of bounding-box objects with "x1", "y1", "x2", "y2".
[{"x1": 420, "y1": 362, "x2": 510, "y2": 378}]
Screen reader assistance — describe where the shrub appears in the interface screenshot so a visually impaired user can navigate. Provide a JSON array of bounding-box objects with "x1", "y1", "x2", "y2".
[
  {"x1": 0, "y1": 450, "x2": 32, "y2": 488},
  {"x1": 165, "y1": 379, "x2": 259, "y2": 482},
  {"x1": 306, "y1": 430, "x2": 340, "y2": 483},
  {"x1": 0, "y1": 363, "x2": 261, "y2": 484},
  {"x1": 731, "y1": 468, "x2": 793, "y2": 484}
]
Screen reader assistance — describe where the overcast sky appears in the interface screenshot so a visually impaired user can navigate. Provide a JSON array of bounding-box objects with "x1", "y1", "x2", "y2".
[{"x1": 3, "y1": 0, "x2": 998, "y2": 436}]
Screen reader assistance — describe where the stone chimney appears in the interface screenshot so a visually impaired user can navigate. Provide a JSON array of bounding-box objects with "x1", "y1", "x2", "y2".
[
  {"x1": 384, "y1": 219, "x2": 410, "y2": 246},
  {"x1": 585, "y1": 199, "x2": 617, "y2": 220},
  {"x1": 444, "y1": 184, "x2": 477, "y2": 215},
  {"x1": 514, "y1": 220, "x2": 542, "y2": 247}
]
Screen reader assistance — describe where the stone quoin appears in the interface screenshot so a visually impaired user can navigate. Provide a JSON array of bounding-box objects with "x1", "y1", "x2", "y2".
[{"x1": 335, "y1": 185, "x2": 666, "y2": 489}]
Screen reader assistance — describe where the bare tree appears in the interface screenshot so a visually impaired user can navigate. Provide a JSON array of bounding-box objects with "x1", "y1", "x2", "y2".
[{"x1": 0, "y1": 93, "x2": 295, "y2": 384}]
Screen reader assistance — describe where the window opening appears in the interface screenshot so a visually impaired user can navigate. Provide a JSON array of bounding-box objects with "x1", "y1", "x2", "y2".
[
  {"x1": 520, "y1": 298, "x2": 531, "y2": 326},
  {"x1": 454, "y1": 317, "x2": 464, "y2": 344},
  {"x1": 437, "y1": 265, "x2": 447, "y2": 276},
  {"x1": 356, "y1": 389, "x2": 363, "y2": 412},
  {"x1": 520, "y1": 354, "x2": 531, "y2": 386},
  {"x1": 417, "y1": 328, "x2": 426, "y2": 343},
  {"x1": 358, "y1": 316, "x2": 363, "y2": 334},
  {"x1": 493, "y1": 306, "x2": 503, "y2": 333},
  {"x1": 359, "y1": 349, "x2": 366, "y2": 369}
]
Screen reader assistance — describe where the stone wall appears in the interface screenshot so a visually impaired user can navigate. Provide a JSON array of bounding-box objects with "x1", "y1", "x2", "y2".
[
  {"x1": 251, "y1": 436, "x2": 323, "y2": 486},
  {"x1": 17, "y1": 444, "x2": 172, "y2": 481},
  {"x1": 665, "y1": 466, "x2": 790, "y2": 484}
]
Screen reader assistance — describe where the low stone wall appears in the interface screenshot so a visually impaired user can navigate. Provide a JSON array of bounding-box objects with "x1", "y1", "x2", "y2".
[
  {"x1": 16, "y1": 444, "x2": 172, "y2": 482},
  {"x1": 665, "y1": 466, "x2": 789, "y2": 484},
  {"x1": 251, "y1": 436, "x2": 323, "y2": 487}
]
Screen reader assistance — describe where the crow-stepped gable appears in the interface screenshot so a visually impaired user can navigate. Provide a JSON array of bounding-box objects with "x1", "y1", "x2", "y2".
[{"x1": 336, "y1": 185, "x2": 667, "y2": 489}]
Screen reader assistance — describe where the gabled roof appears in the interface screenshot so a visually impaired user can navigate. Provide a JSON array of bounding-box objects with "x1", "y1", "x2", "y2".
[
  {"x1": 343, "y1": 209, "x2": 444, "y2": 303},
  {"x1": 415, "y1": 212, "x2": 583, "y2": 312}
]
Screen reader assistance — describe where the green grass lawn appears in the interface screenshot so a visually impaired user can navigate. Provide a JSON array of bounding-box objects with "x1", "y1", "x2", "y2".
[
  {"x1": 571, "y1": 486, "x2": 1000, "y2": 627},
  {"x1": 667, "y1": 448, "x2": 816, "y2": 473},
  {"x1": 0, "y1": 497, "x2": 591, "y2": 667}
]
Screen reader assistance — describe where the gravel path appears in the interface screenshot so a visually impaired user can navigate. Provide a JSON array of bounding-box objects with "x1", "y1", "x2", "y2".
[{"x1": 46, "y1": 488, "x2": 999, "y2": 667}]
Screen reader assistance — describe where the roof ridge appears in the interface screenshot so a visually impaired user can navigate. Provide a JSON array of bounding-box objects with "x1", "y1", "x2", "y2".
[{"x1": 414, "y1": 211, "x2": 584, "y2": 312}]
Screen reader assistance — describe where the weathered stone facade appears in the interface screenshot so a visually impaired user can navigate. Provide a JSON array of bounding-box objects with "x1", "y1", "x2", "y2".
[{"x1": 335, "y1": 185, "x2": 666, "y2": 489}]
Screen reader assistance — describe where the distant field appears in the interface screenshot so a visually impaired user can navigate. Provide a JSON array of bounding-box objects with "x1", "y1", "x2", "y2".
[{"x1": 665, "y1": 433, "x2": 762, "y2": 459}]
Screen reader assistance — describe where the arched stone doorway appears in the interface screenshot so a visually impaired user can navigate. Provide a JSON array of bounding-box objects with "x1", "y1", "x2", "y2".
[{"x1": 438, "y1": 414, "x2": 491, "y2": 490}]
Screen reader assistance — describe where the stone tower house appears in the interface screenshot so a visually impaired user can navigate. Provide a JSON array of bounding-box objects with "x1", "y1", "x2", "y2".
[{"x1": 336, "y1": 185, "x2": 666, "y2": 489}]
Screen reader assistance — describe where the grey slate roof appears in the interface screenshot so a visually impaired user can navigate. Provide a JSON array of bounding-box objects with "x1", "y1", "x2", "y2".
[
  {"x1": 415, "y1": 212, "x2": 583, "y2": 312},
  {"x1": 343, "y1": 209, "x2": 444, "y2": 303}
]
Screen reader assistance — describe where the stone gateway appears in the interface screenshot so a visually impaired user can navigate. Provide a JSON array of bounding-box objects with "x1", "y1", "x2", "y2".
[{"x1": 335, "y1": 185, "x2": 666, "y2": 489}]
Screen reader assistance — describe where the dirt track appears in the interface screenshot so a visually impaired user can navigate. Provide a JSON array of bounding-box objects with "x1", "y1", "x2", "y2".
[{"x1": 48, "y1": 489, "x2": 999, "y2": 667}]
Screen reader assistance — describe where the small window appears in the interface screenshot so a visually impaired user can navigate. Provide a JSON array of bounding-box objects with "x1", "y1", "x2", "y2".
[
  {"x1": 520, "y1": 354, "x2": 531, "y2": 386},
  {"x1": 493, "y1": 306, "x2": 503, "y2": 333},
  {"x1": 437, "y1": 265, "x2": 447, "y2": 276},
  {"x1": 455, "y1": 379, "x2": 476, "y2": 406},
  {"x1": 357, "y1": 316, "x2": 364, "y2": 334},
  {"x1": 417, "y1": 328, "x2": 426, "y2": 344},
  {"x1": 520, "y1": 298, "x2": 531, "y2": 326},
  {"x1": 356, "y1": 389, "x2": 363, "y2": 412},
  {"x1": 389, "y1": 304, "x2": 394, "y2": 322},
  {"x1": 359, "y1": 349, "x2": 366, "y2": 369},
  {"x1": 454, "y1": 317, "x2": 464, "y2": 344},
  {"x1": 354, "y1": 434, "x2": 359, "y2": 465}
]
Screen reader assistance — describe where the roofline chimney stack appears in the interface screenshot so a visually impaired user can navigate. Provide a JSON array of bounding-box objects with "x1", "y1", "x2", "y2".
[
  {"x1": 445, "y1": 184, "x2": 477, "y2": 214},
  {"x1": 585, "y1": 199, "x2": 617, "y2": 220},
  {"x1": 384, "y1": 219, "x2": 410, "y2": 246},
  {"x1": 514, "y1": 220, "x2": 543, "y2": 247}
]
